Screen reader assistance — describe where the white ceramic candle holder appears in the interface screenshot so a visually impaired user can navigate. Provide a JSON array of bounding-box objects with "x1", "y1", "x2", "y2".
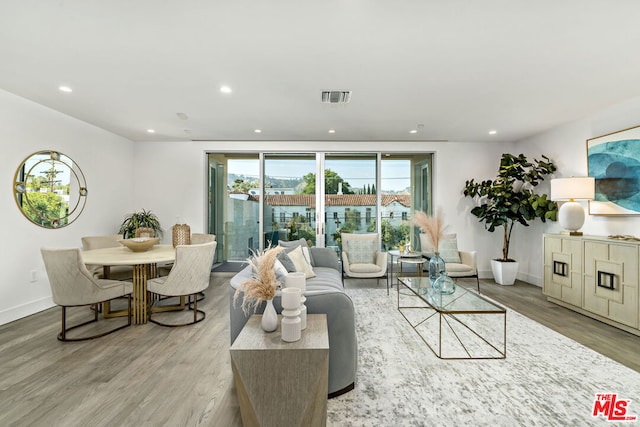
[{"x1": 281, "y1": 287, "x2": 301, "y2": 342}]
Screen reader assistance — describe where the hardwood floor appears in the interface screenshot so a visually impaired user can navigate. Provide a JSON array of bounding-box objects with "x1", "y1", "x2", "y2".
[
  {"x1": 0, "y1": 274, "x2": 638, "y2": 426},
  {"x1": 471, "y1": 278, "x2": 640, "y2": 373}
]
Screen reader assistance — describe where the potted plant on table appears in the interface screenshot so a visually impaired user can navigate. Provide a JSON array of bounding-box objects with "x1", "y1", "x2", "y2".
[
  {"x1": 118, "y1": 209, "x2": 164, "y2": 239},
  {"x1": 462, "y1": 153, "x2": 558, "y2": 285}
]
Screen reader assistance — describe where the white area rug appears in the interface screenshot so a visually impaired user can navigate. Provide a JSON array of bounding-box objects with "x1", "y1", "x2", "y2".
[{"x1": 326, "y1": 287, "x2": 640, "y2": 426}]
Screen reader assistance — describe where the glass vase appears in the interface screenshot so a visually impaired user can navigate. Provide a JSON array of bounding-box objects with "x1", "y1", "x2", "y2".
[
  {"x1": 435, "y1": 271, "x2": 456, "y2": 295},
  {"x1": 429, "y1": 252, "x2": 445, "y2": 283}
]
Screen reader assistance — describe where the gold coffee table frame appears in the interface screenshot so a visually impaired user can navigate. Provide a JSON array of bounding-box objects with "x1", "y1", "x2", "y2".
[{"x1": 397, "y1": 276, "x2": 506, "y2": 360}]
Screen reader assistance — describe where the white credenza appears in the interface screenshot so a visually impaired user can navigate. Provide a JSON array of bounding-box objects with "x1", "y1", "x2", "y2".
[{"x1": 543, "y1": 234, "x2": 640, "y2": 336}]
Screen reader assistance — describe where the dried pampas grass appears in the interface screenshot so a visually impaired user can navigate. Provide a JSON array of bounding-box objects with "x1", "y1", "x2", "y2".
[
  {"x1": 234, "y1": 245, "x2": 284, "y2": 315},
  {"x1": 412, "y1": 209, "x2": 445, "y2": 251}
]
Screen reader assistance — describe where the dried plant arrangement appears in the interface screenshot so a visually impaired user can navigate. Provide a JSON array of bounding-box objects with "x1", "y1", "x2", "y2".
[
  {"x1": 412, "y1": 209, "x2": 445, "y2": 251},
  {"x1": 233, "y1": 246, "x2": 284, "y2": 315}
]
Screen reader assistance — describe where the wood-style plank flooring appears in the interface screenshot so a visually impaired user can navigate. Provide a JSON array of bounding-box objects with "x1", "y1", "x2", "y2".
[{"x1": 0, "y1": 274, "x2": 638, "y2": 426}]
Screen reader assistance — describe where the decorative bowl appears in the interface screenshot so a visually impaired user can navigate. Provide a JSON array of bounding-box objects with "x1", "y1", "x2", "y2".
[{"x1": 119, "y1": 237, "x2": 160, "y2": 252}]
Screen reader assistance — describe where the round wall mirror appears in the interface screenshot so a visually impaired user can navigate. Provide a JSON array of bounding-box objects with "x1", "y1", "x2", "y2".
[{"x1": 13, "y1": 150, "x2": 88, "y2": 228}]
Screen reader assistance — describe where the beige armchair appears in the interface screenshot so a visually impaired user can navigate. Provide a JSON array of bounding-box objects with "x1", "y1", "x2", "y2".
[
  {"x1": 420, "y1": 233, "x2": 480, "y2": 292},
  {"x1": 147, "y1": 241, "x2": 217, "y2": 327},
  {"x1": 341, "y1": 233, "x2": 388, "y2": 285},
  {"x1": 41, "y1": 248, "x2": 133, "y2": 341},
  {"x1": 81, "y1": 235, "x2": 133, "y2": 280}
]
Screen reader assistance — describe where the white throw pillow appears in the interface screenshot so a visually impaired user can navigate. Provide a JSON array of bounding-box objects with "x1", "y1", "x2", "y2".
[{"x1": 287, "y1": 245, "x2": 316, "y2": 278}]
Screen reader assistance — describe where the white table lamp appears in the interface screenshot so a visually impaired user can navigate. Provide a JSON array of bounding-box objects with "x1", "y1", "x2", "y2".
[{"x1": 550, "y1": 177, "x2": 595, "y2": 235}]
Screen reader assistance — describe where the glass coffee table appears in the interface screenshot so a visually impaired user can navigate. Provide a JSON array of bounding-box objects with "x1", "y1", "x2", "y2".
[{"x1": 397, "y1": 276, "x2": 506, "y2": 359}]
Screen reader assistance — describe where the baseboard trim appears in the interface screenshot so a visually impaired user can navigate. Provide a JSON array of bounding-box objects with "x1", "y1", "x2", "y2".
[{"x1": 0, "y1": 297, "x2": 54, "y2": 326}]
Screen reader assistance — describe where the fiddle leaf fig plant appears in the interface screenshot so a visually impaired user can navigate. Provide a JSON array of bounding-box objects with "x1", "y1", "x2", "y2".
[
  {"x1": 118, "y1": 209, "x2": 163, "y2": 239},
  {"x1": 463, "y1": 153, "x2": 558, "y2": 262}
]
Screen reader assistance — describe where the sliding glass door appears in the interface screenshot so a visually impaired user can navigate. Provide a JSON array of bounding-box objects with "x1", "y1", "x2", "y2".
[
  {"x1": 263, "y1": 154, "x2": 318, "y2": 247},
  {"x1": 207, "y1": 151, "x2": 432, "y2": 263},
  {"x1": 324, "y1": 154, "x2": 378, "y2": 253}
]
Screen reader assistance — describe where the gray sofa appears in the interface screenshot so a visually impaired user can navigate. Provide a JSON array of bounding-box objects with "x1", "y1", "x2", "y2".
[{"x1": 229, "y1": 247, "x2": 357, "y2": 398}]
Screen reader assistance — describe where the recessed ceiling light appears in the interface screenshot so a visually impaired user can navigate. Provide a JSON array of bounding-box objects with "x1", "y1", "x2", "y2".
[
  {"x1": 220, "y1": 85, "x2": 232, "y2": 94},
  {"x1": 146, "y1": 129, "x2": 155, "y2": 133},
  {"x1": 489, "y1": 130, "x2": 497, "y2": 135},
  {"x1": 58, "y1": 85, "x2": 72, "y2": 93},
  {"x1": 328, "y1": 129, "x2": 336, "y2": 134},
  {"x1": 254, "y1": 129, "x2": 262, "y2": 133},
  {"x1": 409, "y1": 130, "x2": 418, "y2": 134}
]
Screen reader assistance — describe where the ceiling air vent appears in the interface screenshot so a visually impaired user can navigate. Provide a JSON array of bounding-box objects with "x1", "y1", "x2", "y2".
[{"x1": 321, "y1": 91, "x2": 351, "y2": 104}]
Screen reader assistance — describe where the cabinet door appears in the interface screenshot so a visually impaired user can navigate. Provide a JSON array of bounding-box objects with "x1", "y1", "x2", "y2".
[
  {"x1": 583, "y1": 241, "x2": 610, "y2": 317},
  {"x1": 543, "y1": 236, "x2": 563, "y2": 299},
  {"x1": 608, "y1": 244, "x2": 638, "y2": 328},
  {"x1": 583, "y1": 241, "x2": 639, "y2": 328},
  {"x1": 543, "y1": 236, "x2": 582, "y2": 306}
]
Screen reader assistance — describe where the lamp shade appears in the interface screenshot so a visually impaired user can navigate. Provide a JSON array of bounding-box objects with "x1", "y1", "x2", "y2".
[{"x1": 550, "y1": 177, "x2": 595, "y2": 201}]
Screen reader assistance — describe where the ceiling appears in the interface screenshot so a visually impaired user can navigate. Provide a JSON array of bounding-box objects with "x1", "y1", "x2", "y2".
[{"x1": 2, "y1": 1, "x2": 640, "y2": 143}]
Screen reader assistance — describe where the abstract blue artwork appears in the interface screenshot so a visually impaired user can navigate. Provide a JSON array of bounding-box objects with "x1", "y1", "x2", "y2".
[{"x1": 587, "y1": 125, "x2": 640, "y2": 215}]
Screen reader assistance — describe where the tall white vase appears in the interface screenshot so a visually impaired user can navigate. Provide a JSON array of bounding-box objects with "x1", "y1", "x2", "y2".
[
  {"x1": 261, "y1": 299, "x2": 278, "y2": 332},
  {"x1": 280, "y1": 287, "x2": 301, "y2": 342},
  {"x1": 285, "y1": 272, "x2": 307, "y2": 330}
]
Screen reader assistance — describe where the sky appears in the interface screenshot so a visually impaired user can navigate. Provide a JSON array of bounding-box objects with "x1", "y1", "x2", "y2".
[{"x1": 227, "y1": 158, "x2": 411, "y2": 192}]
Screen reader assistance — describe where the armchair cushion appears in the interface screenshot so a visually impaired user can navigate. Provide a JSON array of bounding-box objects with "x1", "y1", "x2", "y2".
[
  {"x1": 439, "y1": 236, "x2": 462, "y2": 263},
  {"x1": 345, "y1": 238, "x2": 376, "y2": 264}
]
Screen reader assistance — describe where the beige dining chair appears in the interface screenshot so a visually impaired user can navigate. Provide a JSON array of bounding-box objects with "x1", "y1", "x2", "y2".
[
  {"x1": 190, "y1": 233, "x2": 216, "y2": 244},
  {"x1": 81, "y1": 234, "x2": 133, "y2": 280},
  {"x1": 147, "y1": 241, "x2": 217, "y2": 327},
  {"x1": 41, "y1": 248, "x2": 133, "y2": 341},
  {"x1": 157, "y1": 233, "x2": 216, "y2": 277}
]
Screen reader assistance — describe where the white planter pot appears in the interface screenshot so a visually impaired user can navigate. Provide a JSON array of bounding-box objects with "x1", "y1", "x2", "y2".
[{"x1": 490, "y1": 260, "x2": 519, "y2": 285}]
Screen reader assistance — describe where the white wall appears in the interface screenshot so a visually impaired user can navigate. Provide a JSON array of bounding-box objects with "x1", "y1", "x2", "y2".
[
  {"x1": 6, "y1": 89, "x2": 640, "y2": 325},
  {"x1": 132, "y1": 140, "x2": 511, "y2": 279},
  {"x1": 0, "y1": 89, "x2": 135, "y2": 325},
  {"x1": 513, "y1": 96, "x2": 640, "y2": 285}
]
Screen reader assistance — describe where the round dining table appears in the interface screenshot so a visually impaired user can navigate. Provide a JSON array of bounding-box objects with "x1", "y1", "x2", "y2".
[{"x1": 82, "y1": 244, "x2": 176, "y2": 324}]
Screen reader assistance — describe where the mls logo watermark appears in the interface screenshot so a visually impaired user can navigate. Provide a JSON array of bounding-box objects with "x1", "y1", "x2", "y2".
[{"x1": 592, "y1": 393, "x2": 638, "y2": 422}]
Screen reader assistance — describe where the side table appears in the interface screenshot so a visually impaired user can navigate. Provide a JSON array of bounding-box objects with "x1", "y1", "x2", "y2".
[
  {"x1": 388, "y1": 250, "x2": 423, "y2": 294},
  {"x1": 230, "y1": 314, "x2": 330, "y2": 427}
]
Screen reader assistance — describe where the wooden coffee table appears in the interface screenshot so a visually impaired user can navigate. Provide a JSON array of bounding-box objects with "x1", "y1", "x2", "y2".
[{"x1": 230, "y1": 314, "x2": 329, "y2": 427}]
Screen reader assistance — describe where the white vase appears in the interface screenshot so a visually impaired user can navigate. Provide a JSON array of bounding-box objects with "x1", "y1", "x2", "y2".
[
  {"x1": 280, "y1": 288, "x2": 301, "y2": 342},
  {"x1": 261, "y1": 299, "x2": 278, "y2": 332},
  {"x1": 490, "y1": 259, "x2": 519, "y2": 286},
  {"x1": 285, "y1": 272, "x2": 307, "y2": 330}
]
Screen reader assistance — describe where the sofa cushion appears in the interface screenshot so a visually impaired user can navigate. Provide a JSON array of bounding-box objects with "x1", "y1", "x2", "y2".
[
  {"x1": 273, "y1": 259, "x2": 289, "y2": 281},
  {"x1": 346, "y1": 239, "x2": 376, "y2": 264},
  {"x1": 276, "y1": 251, "x2": 297, "y2": 272},
  {"x1": 279, "y1": 238, "x2": 315, "y2": 266},
  {"x1": 288, "y1": 246, "x2": 316, "y2": 278}
]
